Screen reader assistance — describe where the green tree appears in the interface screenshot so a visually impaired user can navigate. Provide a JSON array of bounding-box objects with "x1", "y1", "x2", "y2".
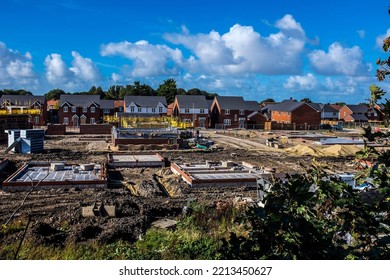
[
  {"x1": 45, "y1": 89, "x2": 65, "y2": 100},
  {"x1": 157, "y1": 78, "x2": 177, "y2": 104},
  {"x1": 300, "y1": 97, "x2": 313, "y2": 103}
]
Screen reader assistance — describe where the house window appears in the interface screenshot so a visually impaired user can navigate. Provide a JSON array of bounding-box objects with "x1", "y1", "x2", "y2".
[
  {"x1": 234, "y1": 114, "x2": 237, "y2": 122},
  {"x1": 224, "y1": 119, "x2": 231, "y2": 126},
  {"x1": 34, "y1": 105, "x2": 39, "y2": 110},
  {"x1": 130, "y1": 106, "x2": 135, "y2": 113},
  {"x1": 83, "y1": 107, "x2": 87, "y2": 113},
  {"x1": 63, "y1": 106, "x2": 68, "y2": 113},
  {"x1": 138, "y1": 107, "x2": 142, "y2": 113},
  {"x1": 200, "y1": 108, "x2": 205, "y2": 114},
  {"x1": 34, "y1": 116, "x2": 39, "y2": 124},
  {"x1": 72, "y1": 106, "x2": 76, "y2": 113},
  {"x1": 158, "y1": 107, "x2": 163, "y2": 113},
  {"x1": 225, "y1": 109, "x2": 230, "y2": 115},
  {"x1": 103, "y1": 108, "x2": 110, "y2": 114},
  {"x1": 90, "y1": 118, "x2": 95, "y2": 124},
  {"x1": 64, "y1": 117, "x2": 69, "y2": 125},
  {"x1": 184, "y1": 108, "x2": 190, "y2": 114},
  {"x1": 239, "y1": 109, "x2": 244, "y2": 115},
  {"x1": 152, "y1": 108, "x2": 156, "y2": 113},
  {"x1": 90, "y1": 106, "x2": 95, "y2": 113}
]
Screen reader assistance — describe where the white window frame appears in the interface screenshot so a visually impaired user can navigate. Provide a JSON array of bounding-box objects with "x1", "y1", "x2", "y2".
[
  {"x1": 103, "y1": 108, "x2": 110, "y2": 114},
  {"x1": 90, "y1": 106, "x2": 95, "y2": 113},
  {"x1": 63, "y1": 106, "x2": 68, "y2": 113},
  {"x1": 224, "y1": 119, "x2": 231, "y2": 126},
  {"x1": 239, "y1": 109, "x2": 244, "y2": 115},
  {"x1": 72, "y1": 106, "x2": 76, "y2": 113},
  {"x1": 184, "y1": 108, "x2": 190, "y2": 114},
  {"x1": 152, "y1": 108, "x2": 156, "y2": 113},
  {"x1": 158, "y1": 107, "x2": 163, "y2": 113},
  {"x1": 90, "y1": 117, "x2": 95, "y2": 124},
  {"x1": 200, "y1": 108, "x2": 205, "y2": 114},
  {"x1": 225, "y1": 109, "x2": 230, "y2": 115},
  {"x1": 130, "y1": 106, "x2": 135, "y2": 113},
  {"x1": 138, "y1": 107, "x2": 142, "y2": 113},
  {"x1": 83, "y1": 107, "x2": 87, "y2": 113},
  {"x1": 34, "y1": 116, "x2": 39, "y2": 124},
  {"x1": 64, "y1": 117, "x2": 69, "y2": 125}
]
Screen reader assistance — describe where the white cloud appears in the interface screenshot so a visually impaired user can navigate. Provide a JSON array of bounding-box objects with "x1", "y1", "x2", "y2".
[
  {"x1": 111, "y1": 73, "x2": 123, "y2": 83},
  {"x1": 45, "y1": 52, "x2": 101, "y2": 89},
  {"x1": 70, "y1": 51, "x2": 101, "y2": 82},
  {"x1": 164, "y1": 14, "x2": 306, "y2": 75},
  {"x1": 284, "y1": 73, "x2": 317, "y2": 91},
  {"x1": 100, "y1": 40, "x2": 183, "y2": 77},
  {"x1": 0, "y1": 42, "x2": 38, "y2": 87},
  {"x1": 357, "y1": 30, "x2": 365, "y2": 39},
  {"x1": 376, "y1": 28, "x2": 390, "y2": 48},
  {"x1": 308, "y1": 42, "x2": 369, "y2": 76}
]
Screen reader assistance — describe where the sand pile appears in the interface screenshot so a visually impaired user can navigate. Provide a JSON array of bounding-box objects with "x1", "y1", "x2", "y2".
[
  {"x1": 286, "y1": 144, "x2": 362, "y2": 157},
  {"x1": 285, "y1": 144, "x2": 321, "y2": 156},
  {"x1": 321, "y1": 144, "x2": 361, "y2": 156}
]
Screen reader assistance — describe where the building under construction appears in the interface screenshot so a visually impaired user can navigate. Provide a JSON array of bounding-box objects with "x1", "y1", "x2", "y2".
[
  {"x1": 2, "y1": 162, "x2": 107, "y2": 192},
  {"x1": 171, "y1": 161, "x2": 271, "y2": 187},
  {"x1": 111, "y1": 127, "x2": 182, "y2": 149}
]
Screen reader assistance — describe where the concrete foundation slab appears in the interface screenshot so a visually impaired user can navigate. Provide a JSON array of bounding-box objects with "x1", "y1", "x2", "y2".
[
  {"x1": 3, "y1": 162, "x2": 107, "y2": 192},
  {"x1": 108, "y1": 153, "x2": 165, "y2": 168}
]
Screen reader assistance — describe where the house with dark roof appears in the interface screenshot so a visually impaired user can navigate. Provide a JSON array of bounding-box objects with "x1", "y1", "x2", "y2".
[
  {"x1": 59, "y1": 95, "x2": 100, "y2": 127},
  {"x1": 100, "y1": 100, "x2": 115, "y2": 117},
  {"x1": 210, "y1": 96, "x2": 264, "y2": 129},
  {"x1": 172, "y1": 95, "x2": 210, "y2": 128},
  {"x1": 310, "y1": 103, "x2": 340, "y2": 124},
  {"x1": 263, "y1": 99, "x2": 321, "y2": 129},
  {"x1": 124, "y1": 96, "x2": 167, "y2": 115},
  {"x1": 339, "y1": 104, "x2": 379, "y2": 123},
  {"x1": 0, "y1": 95, "x2": 47, "y2": 126}
]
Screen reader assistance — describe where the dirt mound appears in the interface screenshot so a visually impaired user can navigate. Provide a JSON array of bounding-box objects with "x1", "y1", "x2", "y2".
[
  {"x1": 286, "y1": 144, "x2": 321, "y2": 156},
  {"x1": 86, "y1": 141, "x2": 109, "y2": 151},
  {"x1": 321, "y1": 144, "x2": 361, "y2": 156}
]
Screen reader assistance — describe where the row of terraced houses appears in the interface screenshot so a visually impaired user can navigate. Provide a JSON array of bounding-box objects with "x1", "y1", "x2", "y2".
[{"x1": 0, "y1": 94, "x2": 386, "y2": 130}]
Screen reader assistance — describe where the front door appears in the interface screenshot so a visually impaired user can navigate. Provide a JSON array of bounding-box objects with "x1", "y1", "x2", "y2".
[{"x1": 72, "y1": 115, "x2": 79, "y2": 127}]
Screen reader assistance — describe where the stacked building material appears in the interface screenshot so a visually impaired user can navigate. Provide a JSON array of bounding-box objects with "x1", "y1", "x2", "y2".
[{"x1": 5, "y1": 129, "x2": 45, "y2": 154}]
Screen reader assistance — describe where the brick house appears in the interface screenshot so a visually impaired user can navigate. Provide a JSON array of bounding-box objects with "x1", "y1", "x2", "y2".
[
  {"x1": 263, "y1": 99, "x2": 321, "y2": 129},
  {"x1": 172, "y1": 95, "x2": 210, "y2": 128},
  {"x1": 59, "y1": 95, "x2": 100, "y2": 127},
  {"x1": 100, "y1": 100, "x2": 115, "y2": 121},
  {"x1": 310, "y1": 103, "x2": 340, "y2": 124},
  {"x1": 0, "y1": 95, "x2": 47, "y2": 126},
  {"x1": 210, "y1": 96, "x2": 264, "y2": 129},
  {"x1": 124, "y1": 96, "x2": 167, "y2": 115},
  {"x1": 339, "y1": 104, "x2": 379, "y2": 123}
]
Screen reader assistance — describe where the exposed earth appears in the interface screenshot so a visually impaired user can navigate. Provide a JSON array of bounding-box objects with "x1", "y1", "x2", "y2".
[{"x1": 0, "y1": 129, "x2": 366, "y2": 256}]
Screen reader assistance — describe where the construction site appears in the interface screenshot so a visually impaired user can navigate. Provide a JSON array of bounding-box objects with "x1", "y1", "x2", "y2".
[{"x1": 0, "y1": 122, "x2": 387, "y2": 254}]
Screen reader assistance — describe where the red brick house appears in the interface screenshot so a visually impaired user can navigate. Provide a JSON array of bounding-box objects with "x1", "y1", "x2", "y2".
[
  {"x1": 172, "y1": 95, "x2": 210, "y2": 128},
  {"x1": 0, "y1": 95, "x2": 47, "y2": 126},
  {"x1": 263, "y1": 99, "x2": 321, "y2": 129},
  {"x1": 339, "y1": 104, "x2": 379, "y2": 123},
  {"x1": 59, "y1": 95, "x2": 100, "y2": 127},
  {"x1": 210, "y1": 96, "x2": 264, "y2": 129}
]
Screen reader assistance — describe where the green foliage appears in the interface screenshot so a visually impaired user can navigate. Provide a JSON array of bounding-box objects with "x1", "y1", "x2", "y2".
[
  {"x1": 220, "y1": 161, "x2": 390, "y2": 259},
  {"x1": 44, "y1": 89, "x2": 66, "y2": 101},
  {"x1": 0, "y1": 89, "x2": 33, "y2": 97},
  {"x1": 157, "y1": 78, "x2": 178, "y2": 104}
]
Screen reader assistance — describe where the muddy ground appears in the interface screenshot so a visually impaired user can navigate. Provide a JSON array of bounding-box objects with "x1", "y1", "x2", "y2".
[{"x1": 0, "y1": 132, "x2": 360, "y2": 255}]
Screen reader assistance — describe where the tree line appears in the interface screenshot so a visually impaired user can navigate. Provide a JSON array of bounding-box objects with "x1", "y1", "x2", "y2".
[{"x1": 0, "y1": 79, "x2": 218, "y2": 104}]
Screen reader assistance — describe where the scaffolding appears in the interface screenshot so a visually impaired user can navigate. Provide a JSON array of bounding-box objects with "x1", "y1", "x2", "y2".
[
  {"x1": 0, "y1": 108, "x2": 41, "y2": 115},
  {"x1": 104, "y1": 115, "x2": 193, "y2": 129}
]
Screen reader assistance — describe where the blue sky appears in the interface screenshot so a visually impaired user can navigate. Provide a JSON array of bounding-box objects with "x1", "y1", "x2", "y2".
[{"x1": 1, "y1": 0, "x2": 390, "y2": 103}]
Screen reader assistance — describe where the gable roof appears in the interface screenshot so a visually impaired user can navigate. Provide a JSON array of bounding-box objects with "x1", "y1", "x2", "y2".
[
  {"x1": 263, "y1": 100, "x2": 303, "y2": 112},
  {"x1": 124, "y1": 96, "x2": 167, "y2": 107},
  {"x1": 346, "y1": 114, "x2": 369, "y2": 122},
  {"x1": 215, "y1": 96, "x2": 245, "y2": 110},
  {"x1": 345, "y1": 104, "x2": 368, "y2": 114},
  {"x1": 310, "y1": 103, "x2": 339, "y2": 113},
  {"x1": 60, "y1": 95, "x2": 100, "y2": 107},
  {"x1": 244, "y1": 101, "x2": 261, "y2": 111},
  {"x1": 100, "y1": 100, "x2": 115, "y2": 109},
  {"x1": 0, "y1": 95, "x2": 45, "y2": 106},
  {"x1": 175, "y1": 95, "x2": 209, "y2": 108}
]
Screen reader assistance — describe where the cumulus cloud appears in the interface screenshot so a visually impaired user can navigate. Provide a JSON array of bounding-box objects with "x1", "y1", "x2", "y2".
[
  {"x1": 376, "y1": 28, "x2": 390, "y2": 48},
  {"x1": 308, "y1": 42, "x2": 370, "y2": 76},
  {"x1": 164, "y1": 14, "x2": 306, "y2": 75},
  {"x1": 45, "y1": 52, "x2": 101, "y2": 88},
  {"x1": 284, "y1": 73, "x2": 317, "y2": 91},
  {"x1": 0, "y1": 42, "x2": 38, "y2": 87},
  {"x1": 100, "y1": 40, "x2": 183, "y2": 77}
]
